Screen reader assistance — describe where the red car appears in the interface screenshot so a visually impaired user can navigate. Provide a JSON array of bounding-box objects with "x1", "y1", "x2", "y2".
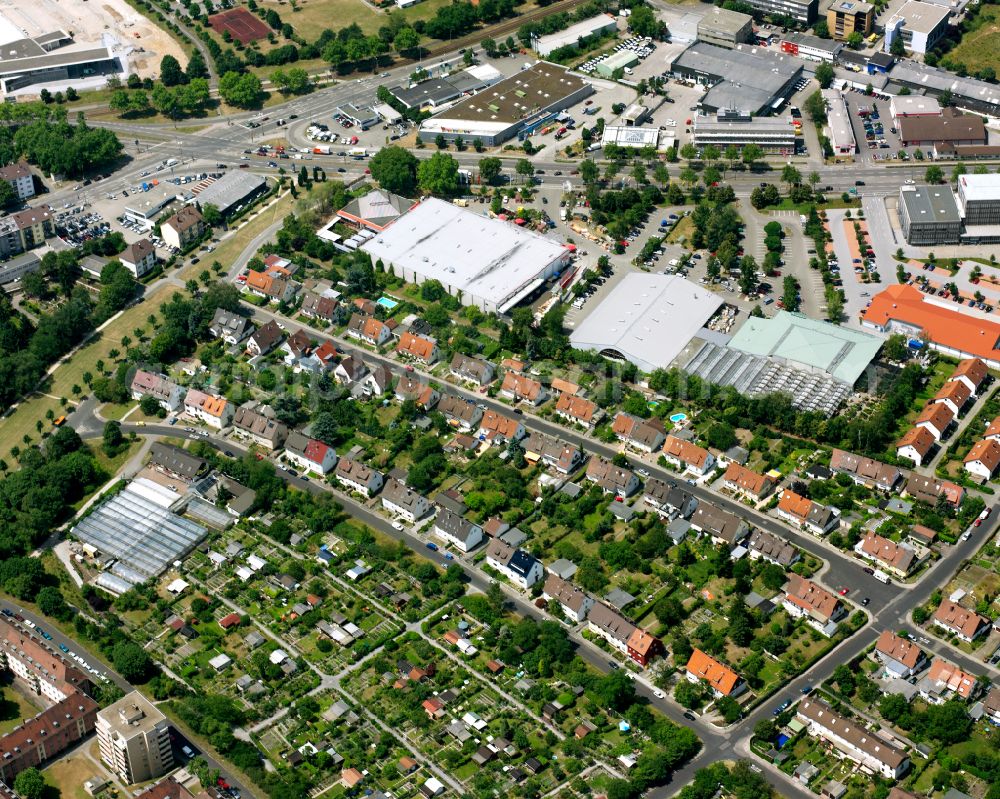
[{"x1": 838, "y1": 587, "x2": 849, "y2": 595}]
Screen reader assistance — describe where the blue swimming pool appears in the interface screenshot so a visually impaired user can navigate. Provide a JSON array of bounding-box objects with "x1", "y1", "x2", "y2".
[
  {"x1": 776, "y1": 734, "x2": 790, "y2": 749},
  {"x1": 377, "y1": 296, "x2": 399, "y2": 310},
  {"x1": 670, "y1": 412, "x2": 687, "y2": 423}
]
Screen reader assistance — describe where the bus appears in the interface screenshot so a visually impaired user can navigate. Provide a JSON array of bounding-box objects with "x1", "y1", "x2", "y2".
[{"x1": 53, "y1": 415, "x2": 66, "y2": 426}]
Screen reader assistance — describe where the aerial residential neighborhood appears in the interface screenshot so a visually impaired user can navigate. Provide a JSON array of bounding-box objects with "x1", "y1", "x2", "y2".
[{"x1": 3, "y1": 2, "x2": 1000, "y2": 799}]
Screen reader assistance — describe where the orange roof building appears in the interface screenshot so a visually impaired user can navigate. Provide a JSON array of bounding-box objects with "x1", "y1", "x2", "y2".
[
  {"x1": 862, "y1": 284, "x2": 1000, "y2": 367},
  {"x1": 896, "y1": 426, "x2": 936, "y2": 466},
  {"x1": 923, "y1": 659, "x2": 978, "y2": 701},
  {"x1": 950, "y1": 358, "x2": 988, "y2": 394},
  {"x1": 397, "y1": 331, "x2": 439, "y2": 364},
  {"x1": 777, "y1": 489, "x2": 813, "y2": 524},
  {"x1": 662, "y1": 435, "x2": 715, "y2": 475},
  {"x1": 555, "y1": 392, "x2": 599, "y2": 426},
  {"x1": 933, "y1": 380, "x2": 971, "y2": 415},
  {"x1": 965, "y1": 438, "x2": 1000, "y2": 480},
  {"x1": 685, "y1": 648, "x2": 745, "y2": 697},
  {"x1": 915, "y1": 402, "x2": 955, "y2": 440},
  {"x1": 783, "y1": 574, "x2": 844, "y2": 628},
  {"x1": 723, "y1": 463, "x2": 775, "y2": 500},
  {"x1": 625, "y1": 628, "x2": 663, "y2": 667},
  {"x1": 932, "y1": 600, "x2": 991, "y2": 641}
]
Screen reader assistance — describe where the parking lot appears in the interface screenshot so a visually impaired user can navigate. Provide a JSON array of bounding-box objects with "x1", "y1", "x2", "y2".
[
  {"x1": 840, "y1": 91, "x2": 903, "y2": 163},
  {"x1": 577, "y1": 35, "x2": 657, "y2": 78}
]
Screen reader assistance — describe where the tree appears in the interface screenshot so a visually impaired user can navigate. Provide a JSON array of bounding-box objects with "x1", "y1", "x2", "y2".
[
  {"x1": 516, "y1": 159, "x2": 534, "y2": 183},
  {"x1": 369, "y1": 146, "x2": 419, "y2": 194},
  {"x1": 272, "y1": 67, "x2": 310, "y2": 95},
  {"x1": 890, "y1": 35, "x2": 905, "y2": 57},
  {"x1": 816, "y1": 61, "x2": 835, "y2": 88},
  {"x1": 393, "y1": 26, "x2": 420, "y2": 55},
  {"x1": 781, "y1": 164, "x2": 801, "y2": 191},
  {"x1": 417, "y1": 151, "x2": 460, "y2": 196},
  {"x1": 201, "y1": 204, "x2": 222, "y2": 227},
  {"x1": 739, "y1": 255, "x2": 758, "y2": 296},
  {"x1": 925, "y1": 165, "x2": 944, "y2": 184},
  {"x1": 847, "y1": 31, "x2": 863, "y2": 49},
  {"x1": 102, "y1": 420, "x2": 124, "y2": 455},
  {"x1": 13, "y1": 769, "x2": 45, "y2": 799},
  {"x1": 580, "y1": 159, "x2": 599, "y2": 184},
  {"x1": 37, "y1": 586, "x2": 70, "y2": 619},
  {"x1": 478, "y1": 156, "x2": 502, "y2": 184},
  {"x1": 742, "y1": 143, "x2": 763, "y2": 167},
  {"x1": 160, "y1": 54, "x2": 185, "y2": 86},
  {"x1": 112, "y1": 641, "x2": 153, "y2": 682},
  {"x1": 218, "y1": 71, "x2": 263, "y2": 108}
]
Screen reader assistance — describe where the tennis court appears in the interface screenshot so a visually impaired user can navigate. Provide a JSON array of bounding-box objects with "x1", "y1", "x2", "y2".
[{"x1": 209, "y1": 8, "x2": 270, "y2": 44}]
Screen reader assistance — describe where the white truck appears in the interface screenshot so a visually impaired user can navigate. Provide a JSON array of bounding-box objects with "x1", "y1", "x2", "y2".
[{"x1": 873, "y1": 570, "x2": 891, "y2": 584}]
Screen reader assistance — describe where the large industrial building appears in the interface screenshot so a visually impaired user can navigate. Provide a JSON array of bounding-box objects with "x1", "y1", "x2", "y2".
[
  {"x1": 823, "y1": 89, "x2": 857, "y2": 156},
  {"x1": 898, "y1": 185, "x2": 962, "y2": 245},
  {"x1": 533, "y1": 14, "x2": 618, "y2": 56},
  {"x1": 692, "y1": 111, "x2": 796, "y2": 154},
  {"x1": 884, "y1": 1, "x2": 952, "y2": 54},
  {"x1": 897, "y1": 108, "x2": 986, "y2": 147},
  {"x1": 97, "y1": 693, "x2": 173, "y2": 784},
  {"x1": 195, "y1": 172, "x2": 268, "y2": 218},
  {"x1": 569, "y1": 273, "x2": 723, "y2": 372},
  {"x1": 390, "y1": 64, "x2": 503, "y2": 110},
  {"x1": 696, "y1": 6, "x2": 754, "y2": 49},
  {"x1": 360, "y1": 198, "x2": 572, "y2": 314},
  {"x1": 863, "y1": 284, "x2": 1000, "y2": 367},
  {"x1": 886, "y1": 61, "x2": 1000, "y2": 117},
  {"x1": 684, "y1": 312, "x2": 882, "y2": 414},
  {"x1": 72, "y1": 479, "x2": 208, "y2": 592},
  {"x1": 668, "y1": 42, "x2": 803, "y2": 115},
  {"x1": 0, "y1": 31, "x2": 121, "y2": 94},
  {"x1": 418, "y1": 62, "x2": 592, "y2": 145}
]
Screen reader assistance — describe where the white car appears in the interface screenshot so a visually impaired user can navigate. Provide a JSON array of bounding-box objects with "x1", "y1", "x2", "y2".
[
  {"x1": 391, "y1": 521, "x2": 404, "y2": 531},
  {"x1": 904, "y1": 179, "x2": 915, "y2": 185},
  {"x1": 653, "y1": 689, "x2": 665, "y2": 699}
]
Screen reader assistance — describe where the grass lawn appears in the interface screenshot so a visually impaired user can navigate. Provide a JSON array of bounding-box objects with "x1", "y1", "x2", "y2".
[
  {"x1": 0, "y1": 681, "x2": 43, "y2": 735},
  {"x1": 85, "y1": 439, "x2": 144, "y2": 481},
  {"x1": 0, "y1": 284, "x2": 181, "y2": 456},
  {"x1": 666, "y1": 216, "x2": 695, "y2": 244},
  {"x1": 947, "y1": 6, "x2": 1000, "y2": 74},
  {"x1": 261, "y1": 0, "x2": 455, "y2": 39},
  {"x1": 43, "y1": 754, "x2": 94, "y2": 799}
]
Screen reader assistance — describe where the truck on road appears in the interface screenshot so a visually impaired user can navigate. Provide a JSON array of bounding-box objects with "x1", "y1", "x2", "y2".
[{"x1": 312, "y1": 146, "x2": 331, "y2": 155}]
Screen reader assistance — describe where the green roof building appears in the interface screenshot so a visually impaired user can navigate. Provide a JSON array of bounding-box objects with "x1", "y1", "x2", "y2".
[
  {"x1": 726, "y1": 311, "x2": 882, "y2": 386},
  {"x1": 596, "y1": 50, "x2": 639, "y2": 78}
]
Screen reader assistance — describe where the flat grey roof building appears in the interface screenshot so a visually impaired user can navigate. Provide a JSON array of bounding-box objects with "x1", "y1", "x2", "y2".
[
  {"x1": 570, "y1": 273, "x2": 723, "y2": 372},
  {"x1": 669, "y1": 42, "x2": 802, "y2": 114},
  {"x1": 195, "y1": 172, "x2": 268, "y2": 217},
  {"x1": 900, "y1": 185, "x2": 961, "y2": 225}
]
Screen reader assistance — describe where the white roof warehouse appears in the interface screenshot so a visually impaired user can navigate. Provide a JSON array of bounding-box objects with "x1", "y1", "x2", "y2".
[{"x1": 361, "y1": 198, "x2": 572, "y2": 314}]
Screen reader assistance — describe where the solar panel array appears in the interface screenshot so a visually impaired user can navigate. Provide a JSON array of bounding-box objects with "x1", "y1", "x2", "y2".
[{"x1": 684, "y1": 341, "x2": 852, "y2": 416}]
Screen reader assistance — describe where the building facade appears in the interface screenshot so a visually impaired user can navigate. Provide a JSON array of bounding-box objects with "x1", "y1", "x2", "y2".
[{"x1": 96, "y1": 692, "x2": 173, "y2": 784}]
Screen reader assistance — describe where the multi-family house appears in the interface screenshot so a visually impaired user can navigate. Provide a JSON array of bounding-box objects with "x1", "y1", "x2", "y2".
[
  {"x1": 160, "y1": 206, "x2": 205, "y2": 250},
  {"x1": 949, "y1": 358, "x2": 988, "y2": 395},
  {"x1": 449, "y1": 353, "x2": 495, "y2": 386},
  {"x1": 776, "y1": 489, "x2": 839, "y2": 535},
  {"x1": 397, "y1": 331, "x2": 439, "y2": 365},
  {"x1": 479, "y1": 410, "x2": 526, "y2": 445},
  {"x1": 500, "y1": 372, "x2": 547, "y2": 405},
  {"x1": 932, "y1": 600, "x2": 991, "y2": 642},
  {"x1": 485, "y1": 539, "x2": 543, "y2": 588},
  {"x1": 662, "y1": 435, "x2": 715, "y2": 475},
  {"x1": 246, "y1": 321, "x2": 284, "y2": 357},
  {"x1": 119, "y1": 239, "x2": 157, "y2": 278},
  {"x1": 829, "y1": 449, "x2": 903, "y2": 493},
  {"x1": 874, "y1": 630, "x2": 927, "y2": 679},
  {"x1": 183, "y1": 388, "x2": 234, "y2": 429},
  {"x1": 612, "y1": 413, "x2": 667, "y2": 453},
  {"x1": 522, "y1": 433, "x2": 584, "y2": 475},
  {"x1": 300, "y1": 291, "x2": 339, "y2": 323},
  {"x1": 281, "y1": 329, "x2": 313, "y2": 367},
  {"x1": 796, "y1": 699, "x2": 910, "y2": 779},
  {"x1": 232, "y1": 406, "x2": 288, "y2": 450},
  {"x1": 783, "y1": 574, "x2": 846, "y2": 635},
  {"x1": 685, "y1": 649, "x2": 745, "y2": 697},
  {"x1": 690, "y1": 501, "x2": 748, "y2": 545},
  {"x1": 554, "y1": 392, "x2": 601, "y2": 428},
  {"x1": 587, "y1": 603, "x2": 661, "y2": 666},
  {"x1": 130, "y1": 369, "x2": 183, "y2": 411},
  {"x1": 346, "y1": 314, "x2": 392, "y2": 347},
  {"x1": 395, "y1": 375, "x2": 440, "y2": 410},
  {"x1": 896, "y1": 426, "x2": 936, "y2": 467},
  {"x1": 933, "y1": 380, "x2": 971, "y2": 417},
  {"x1": 542, "y1": 573, "x2": 594, "y2": 622},
  {"x1": 245, "y1": 270, "x2": 298, "y2": 303},
  {"x1": 917, "y1": 659, "x2": 980, "y2": 704},
  {"x1": 747, "y1": 530, "x2": 799, "y2": 567},
  {"x1": 334, "y1": 457, "x2": 384, "y2": 497},
  {"x1": 284, "y1": 431, "x2": 338, "y2": 474},
  {"x1": 0, "y1": 161, "x2": 34, "y2": 200},
  {"x1": 438, "y1": 395, "x2": 483, "y2": 432},
  {"x1": 209, "y1": 309, "x2": 254, "y2": 345},
  {"x1": 855, "y1": 532, "x2": 918, "y2": 578},
  {"x1": 722, "y1": 463, "x2": 775, "y2": 501},
  {"x1": 642, "y1": 478, "x2": 697, "y2": 518},
  {"x1": 585, "y1": 457, "x2": 640, "y2": 497},
  {"x1": 433, "y1": 509, "x2": 484, "y2": 553},
  {"x1": 334, "y1": 356, "x2": 369, "y2": 385},
  {"x1": 381, "y1": 479, "x2": 430, "y2": 523}
]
